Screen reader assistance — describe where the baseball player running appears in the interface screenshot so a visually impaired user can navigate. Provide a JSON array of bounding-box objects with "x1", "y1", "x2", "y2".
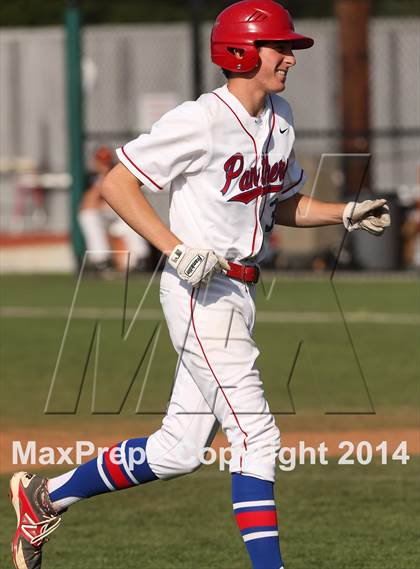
[{"x1": 10, "y1": 2, "x2": 390, "y2": 568}]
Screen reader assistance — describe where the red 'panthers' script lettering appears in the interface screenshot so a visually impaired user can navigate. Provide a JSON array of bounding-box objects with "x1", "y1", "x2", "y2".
[{"x1": 220, "y1": 153, "x2": 288, "y2": 203}]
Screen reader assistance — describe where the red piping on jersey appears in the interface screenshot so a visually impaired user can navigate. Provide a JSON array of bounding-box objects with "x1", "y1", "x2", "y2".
[
  {"x1": 213, "y1": 90, "x2": 277, "y2": 258},
  {"x1": 212, "y1": 92, "x2": 258, "y2": 159},
  {"x1": 249, "y1": 95, "x2": 276, "y2": 256},
  {"x1": 189, "y1": 288, "x2": 248, "y2": 471},
  {"x1": 120, "y1": 146, "x2": 163, "y2": 191},
  {"x1": 282, "y1": 168, "x2": 304, "y2": 193},
  {"x1": 250, "y1": 198, "x2": 260, "y2": 258},
  {"x1": 264, "y1": 96, "x2": 276, "y2": 155}
]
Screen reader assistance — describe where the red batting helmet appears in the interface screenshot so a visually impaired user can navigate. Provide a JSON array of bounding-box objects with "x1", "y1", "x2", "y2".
[{"x1": 211, "y1": 0, "x2": 314, "y2": 73}]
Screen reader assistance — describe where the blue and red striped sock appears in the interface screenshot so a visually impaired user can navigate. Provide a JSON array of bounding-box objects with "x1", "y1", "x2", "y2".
[
  {"x1": 47, "y1": 437, "x2": 157, "y2": 511},
  {"x1": 232, "y1": 473, "x2": 284, "y2": 569}
]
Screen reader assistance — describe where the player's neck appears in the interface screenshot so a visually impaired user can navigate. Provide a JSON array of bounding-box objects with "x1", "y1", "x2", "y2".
[{"x1": 226, "y1": 80, "x2": 267, "y2": 117}]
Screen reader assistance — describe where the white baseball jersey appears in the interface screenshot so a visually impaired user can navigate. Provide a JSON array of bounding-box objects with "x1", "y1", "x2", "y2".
[{"x1": 117, "y1": 84, "x2": 306, "y2": 263}]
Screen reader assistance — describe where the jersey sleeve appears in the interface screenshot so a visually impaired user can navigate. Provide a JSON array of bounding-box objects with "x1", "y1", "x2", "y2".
[
  {"x1": 116, "y1": 101, "x2": 210, "y2": 192},
  {"x1": 278, "y1": 149, "x2": 307, "y2": 202}
]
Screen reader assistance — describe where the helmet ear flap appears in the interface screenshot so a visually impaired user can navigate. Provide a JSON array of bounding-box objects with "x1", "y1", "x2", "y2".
[{"x1": 214, "y1": 43, "x2": 260, "y2": 73}]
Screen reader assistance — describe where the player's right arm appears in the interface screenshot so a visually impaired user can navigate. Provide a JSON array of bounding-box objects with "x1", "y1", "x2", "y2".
[
  {"x1": 101, "y1": 101, "x2": 209, "y2": 256},
  {"x1": 101, "y1": 163, "x2": 228, "y2": 285},
  {"x1": 101, "y1": 162, "x2": 180, "y2": 256},
  {"x1": 101, "y1": 102, "x2": 228, "y2": 285}
]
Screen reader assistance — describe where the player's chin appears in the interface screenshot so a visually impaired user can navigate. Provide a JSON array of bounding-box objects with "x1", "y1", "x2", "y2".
[
  {"x1": 272, "y1": 81, "x2": 286, "y2": 93},
  {"x1": 271, "y1": 76, "x2": 287, "y2": 92}
]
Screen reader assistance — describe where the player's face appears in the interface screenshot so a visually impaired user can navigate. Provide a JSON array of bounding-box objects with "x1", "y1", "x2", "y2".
[{"x1": 256, "y1": 41, "x2": 296, "y2": 93}]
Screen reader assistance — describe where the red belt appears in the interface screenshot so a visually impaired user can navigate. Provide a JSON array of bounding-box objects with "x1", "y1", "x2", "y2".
[{"x1": 226, "y1": 262, "x2": 260, "y2": 284}]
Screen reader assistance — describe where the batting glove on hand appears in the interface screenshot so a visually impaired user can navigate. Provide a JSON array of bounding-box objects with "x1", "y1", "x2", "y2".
[
  {"x1": 343, "y1": 199, "x2": 391, "y2": 236},
  {"x1": 168, "y1": 243, "x2": 230, "y2": 287}
]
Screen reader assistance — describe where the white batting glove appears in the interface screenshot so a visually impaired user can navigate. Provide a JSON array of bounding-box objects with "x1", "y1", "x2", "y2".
[
  {"x1": 343, "y1": 199, "x2": 391, "y2": 236},
  {"x1": 168, "y1": 243, "x2": 230, "y2": 287}
]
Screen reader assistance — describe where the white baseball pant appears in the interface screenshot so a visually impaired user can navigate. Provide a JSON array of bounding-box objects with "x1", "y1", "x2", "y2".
[{"x1": 146, "y1": 265, "x2": 280, "y2": 483}]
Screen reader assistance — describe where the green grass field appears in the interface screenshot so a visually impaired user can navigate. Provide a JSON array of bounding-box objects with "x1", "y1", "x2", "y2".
[{"x1": 1, "y1": 273, "x2": 419, "y2": 568}]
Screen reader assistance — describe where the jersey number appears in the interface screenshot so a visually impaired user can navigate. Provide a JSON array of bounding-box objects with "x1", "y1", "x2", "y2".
[{"x1": 265, "y1": 198, "x2": 278, "y2": 232}]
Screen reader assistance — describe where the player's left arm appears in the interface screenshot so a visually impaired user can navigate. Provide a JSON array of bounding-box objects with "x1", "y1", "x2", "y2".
[
  {"x1": 275, "y1": 193, "x2": 344, "y2": 227},
  {"x1": 275, "y1": 193, "x2": 391, "y2": 236}
]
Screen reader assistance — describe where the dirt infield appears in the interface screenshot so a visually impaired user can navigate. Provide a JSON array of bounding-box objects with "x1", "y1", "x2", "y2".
[{"x1": 1, "y1": 427, "x2": 418, "y2": 474}]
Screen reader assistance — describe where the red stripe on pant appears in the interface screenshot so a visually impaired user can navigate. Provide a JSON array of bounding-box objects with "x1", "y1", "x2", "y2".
[
  {"x1": 189, "y1": 288, "x2": 248, "y2": 470},
  {"x1": 103, "y1": 445, "x2": 132, "y2": 489},
  {"x1": 235, "y1": 510, "x2": 278, "y2": 531}
]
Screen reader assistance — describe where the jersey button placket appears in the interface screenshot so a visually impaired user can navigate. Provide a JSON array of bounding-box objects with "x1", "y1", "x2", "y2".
[{"x1": 253, "y1": 135, "x2": 268, "y2": 257}]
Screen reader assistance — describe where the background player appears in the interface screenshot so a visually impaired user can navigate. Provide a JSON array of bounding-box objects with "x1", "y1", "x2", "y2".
[
  {"x1": 10, "y1": 2, "x2": 390, "y2": 568},
  {"x1": 79, "y1": 145, "x2": 150, "y2": 274}
]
